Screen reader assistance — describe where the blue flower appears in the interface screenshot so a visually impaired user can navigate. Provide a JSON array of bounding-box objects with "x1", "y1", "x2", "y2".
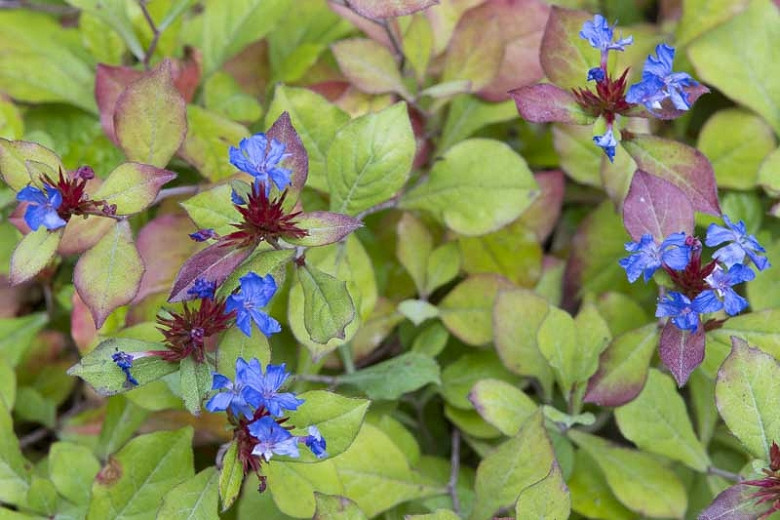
[
  {"x1": 226, "y1": 272, "x2": 282, "y2": 338},
  {"x1": 579, "y1": 14, "x2": 633, "y2": 53},
  {"x1": 702, "y1": 264, "x2": 756, "y2": 316},
  {"x1": 187, "y1": 278, "x2": 216, "y2": 300},
  {"x1": 625, "y1": 44, "x2": 698, "y2": 113},
  {"x1": 705, "y1": 215, "x2": 770, "y2": 271},
  {"x1": 587, "y1": 67, "x2": 606, "y2": 82},
  {"x1": 111, "y1": 351, "x2": 139, "y2": 386},
  {"x1": 239, "y1": 359, "x2": 303, "y2": 417},
  {"x1": 619, "y1": 232, "x2": 692, "y2": 283},
  {"x1": 229, "y1": 133, "x2": 292, "y2": 195},
  {"x1": 249, "y1": 416, "x2": 300, "y2": 461},
  {"x1": 593, "y1": 128, "x2": 617, "y2": 162},
  {"x1": 16, "y1": 184, "x2": 67, "y2": 231},
  {"x1": 303, "y1": 425, "x2": 327, "y2": 459},
  {"x1": 204, "y1": 358, "x2": 264, "y2": 419},
  {"x1": 231, "y1": 189, "x2": 247, "y2": 206},
  {"x1": 189, "y1": 228, "x2": 217, "y2": 242},
  {"x1": 655, "y1": 290, "x2": 723, "y2": 331}
]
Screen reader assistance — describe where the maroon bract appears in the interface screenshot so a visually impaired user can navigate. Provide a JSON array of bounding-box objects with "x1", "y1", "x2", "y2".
[
  {"x1": 44, "y1": 167, "x2": 117, "y2": 222},
  {"x1": 221, "y1": 186, "x2": 308, "y2": 248},
  {"x1": 571, "y1": 69, "x2": 632, "y2": 123},
  {"x1": 743, "y1": 442, "x2": 780, "y2": 520},
  {"x1": 153, "y1": 297, "x2": 235, "y2": 363}
]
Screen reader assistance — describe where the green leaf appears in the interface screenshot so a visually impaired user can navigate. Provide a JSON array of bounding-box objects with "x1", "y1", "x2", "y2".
[
  {"x1": 439, "y1": 96, "x2": 516, "y2": 153},
  {"x1": 338, "y1": 353, "x2": 440, "y2": 400},
  {"x1": 459, "y1": 220, "x2": 542, "y2": 287},
  {"x1": 402, "y1": 14, "x2": 433, "y2": 81},
  {"x1": 181, "y1": 184, "x2": 242, "y2": 236},
  {"x1": 24, "y1": 476, "x2": 58, "y2": 516},
  {"x1": 298, "y1": 264, "x2": 356, "y2": 345},
  {"x1": 73, "y1": 221, "x2": 144, "y2": 328},
  {"x1": 203, "y1": 72, "x2": 263, "y2": 124},
  {"x1": 468, "y1": 379, "x2": 537, "y2": 436},
  {"x1": 759, "y1": 148, "x2": 780, "y2": 196},
  {"x1": 327, "y1": 103, "x2": 414, "y2": 216},
  {"x1": 0, "y1": 400, "x2": 30, "y2": 506},
  {"x1": 396, "y1": 212, "x2": 433, "y2": 296},
  {"x1": 0, "y1": 359, "x2": 14, "y2": 409},
  {"x1": 89, "y1": 427, "x2": 194, "y2": 520},
  {"x1": 0, "y1": 313, "x2": 48, "y2": 367},
  {"x1": 445, "y1": 404, "x2": 502, "y2": 439},
  {"x1": 552, "y1": 123, "x2": 602, "y2": 187},
  {"x1": 539, "y1": 7, "x2": 597, "y2": 90},
  {"x1": 697, "y1": 109, "x2": 776, "y2": 190},
  {"x1": 568, "y1": 430, "x2": 687, "y2": 519},
  {"x1": 332, "y1": 39, "x2": 410, "y2": 98},
  {"x1": 514, "y1": 462, "x2": 571, "y2": 520},
  {"x1": 688, "y1": 0, "x2": 780, "y2": 134},
  {"x1": 158, "y1": 467, "x2": 219, "y2": 520},
  {"x1": 441, "y1": 350, "x2": 521, "y2": 410},
  {"x1": 425, "y1": 242, "x2": 461, "y2": 296},
  {"x1": 266, "y1": 86, "x2": 350, "y2": 192},
  {"x1": 114, "y1": 61, "x2": 187, "y2": 168},
  {"x1": 401, "y1": 139, "x2": 538, "y2": 236},
  {"x1": 398, "y1": 299, "x2": 439, "y2": 325},
  {"x1": 179, "y1": 106, "x2": 249, "y2": 182},
  {"x1": 9, "y1": 227, "x2": 61, "y2": 286},
  {"x1": 314, "y1": 494, "x2": 367, "y2": 520},
  {"x1": 567, "y1": 450, "x2": 638, "y2": 520},
  {"x1": 0, "y1": 138, "x2": 62, "y2": 191},
  {"x1": 439, "y1": 274, "x2": 514, "y2": 346},
  {"x1": 91, "y1": 162, "x2": 176, "y2": 215},
  {"x1": 470, "y1": 410, "x2": 555, "y2": 520},
  {"x1": 537, "y1": 305, "x2": 578, "y2": 399},
  {"x1": 67, "y1": 338, "x2": 178, "y2": 396},
  {"x1": 286, "y1": 391, "x2": 369, "y2": 460},
  {"x1": 442, "y1": 10, "x2": 502, "y2": 91},
  {"x1": 219, "y1": 442, "x2": 243, "y2": 512},
  {"x1": 615, "y1": 369, "x2": 711, "y2": 472},
  {"x1": 675, "y1": 0, "x2": 750, "y2": 46},
  {"x1": 65, "y1": 0, "x2": 144, "y2": 60},
  {"x1": 49, "y1": 442, "x2": 100, "y2": 506},
  {"x1": 96, "y1": 395, "x2": 149, "y2": 459},
  {"x1": 285, "y1": 212, "x2": 363, "y2": 248},
  {"x1": 179, "y1": 357, "x2": 212, "y2": 415},
  {"x1": 14, "y1": 387, "x2": 55, "y2": 427},
  {"x1": 216, "y1": 327, "x2": 270, "y2": 380},
  {"x1": 715, "y1": 336, "x2": 780, "y2": 460}
]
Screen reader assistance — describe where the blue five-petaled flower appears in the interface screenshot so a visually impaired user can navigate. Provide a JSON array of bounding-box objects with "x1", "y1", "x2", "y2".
[
  {"x1": 304, "y1": 425, "x2": 328, "y2": 459},
  {"x1": 229, "y1": 133, "x2": 292, "y2": 196},
  {"x1": 626, "y1": 44, "x2": 698, "y2": 113},
  {"x1": 705, "y1": 215, "x2": 770, "y2": 271},
  {"x1": 248, "y1": 416, "x2": 301, "y2": 461},
  {"x1": 579, "y1": 14, "x2": 633, "y2": 53},
  {"x1": 17, "y1": 184, "x2": 67, "y2": 231},
  {"x1": 593, "y1": 128, "x2": 617, "y2": 162},
  {"x1": 619, "y1": 232, "x2": 692, "y2": 283},
  {"x1": 111, "y1": 351, "x2": 139, "y2": 386},
  {"x1": 655, "y1": 291, "x2": 722, "y2": 331},
  {"x1": 702, "y1": 264, "x2": 756, "y2": 316},
  {"x1": 226, "y1": 272, "x2": 282, "y2": 338},
  {"x1": 187, "y1": 277, "x2": 216, "y2": 300}
]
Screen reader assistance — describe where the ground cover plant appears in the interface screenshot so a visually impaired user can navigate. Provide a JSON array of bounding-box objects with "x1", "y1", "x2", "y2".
[{"x1": 0, "y1": 0, "x2": 778, "y2": 518}]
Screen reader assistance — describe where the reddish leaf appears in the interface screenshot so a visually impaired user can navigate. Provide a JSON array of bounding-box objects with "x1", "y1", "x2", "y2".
[
  {"x1": 539, "y1": 7, "x2": 596, "y2": 89},
  {"x1": 58, "y1": 217, "x2": 116, "y2": 256},
  {"x1": 169, "y1": 47, "x2": 202, "y2": 104},
  {"x1": 518, "y1": 170, "x2": 565, "y2": 242},
  {"x1": 622, "y1": 170, "x2": 695, "y2": 242},
  {"x1": 658, "y1": 322, "x2": 705, "y2": 387},
  {"x1": 699, "y1": 484, "x2": 764, "y2": 520},
  {"x1": 442, "y1": 7, "x2": 503, "y2": 91},
  {"x1": 475, "y1": 0, "x2": 551, "y2": 101},
  {"x1": 71, "y1": 291, "x2": 98, "y2": 354},
  {"x1": 510, "y1": 83, "x2": 593, "y2": 124},
  {"x1": 285, "y1": 211, "x2": 363, "y2": 247},
  {"x1": 266, "y1": 112, "x2": 308, "y2": 203},
  {"x1": 95, "y1": 64, "x2": 144, "y2": 144},
  {"x1": 622, "y1": 135, "x2": 721, "y2": 215},
  {"x1": 343, "y1": 0, "x2": 440, "y2": 19},
  {"x1": 168, "y1": 242, "x2": 252, "y2": 302},
  {"x1": 328, "y1": 2, "x2": 396, "y2": 49}
]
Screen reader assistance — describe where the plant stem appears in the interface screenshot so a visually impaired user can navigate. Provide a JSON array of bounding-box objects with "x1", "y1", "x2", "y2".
[
  {"x1": 448, "y1": 428, "x2": 461, "y2": 514},
  {"x1": 138, "y1": 0, "x2": 160, "y2": 70},
  {"x1": 355, "y1": 197, "x2": 399, "y2": 221},
  {"x1": 338, "y1": 343, "x2": 356, "y2": 374},
  {"x1": 708, "y1": 466, "x2": 743, "y2": 482},
  {"x1": 154, "y1": 185, "x2": 200, "y2": 204}
]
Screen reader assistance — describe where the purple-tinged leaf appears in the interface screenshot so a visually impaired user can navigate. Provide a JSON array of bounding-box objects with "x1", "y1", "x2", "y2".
[
  {"x1": 91, "y1": 163, "x2": 176, "y2": 215},
  {"x1": 659, "y1": 322, "x2": 705, "y2": 387},
  {"x1": 285, "y1": 211, "x2": 362, "y2": 247},
  {"x1": 584, "y1": 323, "x2": 658, "y2": 407},
  {"x1": 74, "y1": 221, "x2": 145, "y2": 329},
  {"x1": 95, "y1": 64, "x2": 144, "y2": 144},
  {"x1": 342, "y1": 0, "x2": 439, "y2": 19},
  {"x1": 518, "y1": 170, "x2": 565, "y2": 242},
  {"x1": 441, "y1": 7, "x2": 504, "y2": 92},
  {"x1": 627, "y1": 84, "x2": 711, "y2": 120},
  {"x1": 510, "y1": 83, "x2": 593, "y2": 124},
  {"x1": 265, "y1": 112, "x2": 308, "y2": 206},
  {"x1": 622, "y1": 170, "x2": 695, "y2": 242},
  {"x1": 622, "y1": 135, "x2": 721, "y2": 215},
  {"x1": 699, "y1": 484, "x2": 764, "y2": 520},
  {"x1": 539, "y1": 7, "x2": 597, "y2": 89},
  {"x1": 58, "y1": 217, "x2": 115, "y2": 256},
  {"x1": 10, "y1": 227, "x2": 62, "y2": 285},
  {"x1": 113, "y1": 60, "x2": 187, "y2": 168},
  {"x1": 0, "y1": 139, "x2": 63, "y2": 192},
  {"x1": 332, "y1": 38, "x2": 411, "y2": 99},
  {"x1": 168, "y1": 242, "x2": 252, "y2": 303}
]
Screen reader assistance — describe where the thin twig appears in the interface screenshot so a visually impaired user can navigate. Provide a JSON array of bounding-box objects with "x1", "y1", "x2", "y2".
[
  {"x1": 708, "y1": 466, "x2": 743, "y2": 482},
  {"x1": 355, "y1": 197, "x2": 399, "y2": 221},
  {"x1": 379, "y1": 19, "x2": 405, "y2": 69},
  {"x1": 19, "y1": 427, "x2": 49, "y2": 449},
  {"x1": 154, "y1": 185, "x2": 200, "y2": 204},
  {"x1": 0, "y1": 0, "x2": 78, "y2": 15},
  {"x1": 294, "y1": 374, "x2": 341, "y2": 386},
  {"x1": 447, "y1": 428, "x2": 461, "y2": 514},
  {"x1": 138, "y1": 0, "x2": 160, "y2": 70}
]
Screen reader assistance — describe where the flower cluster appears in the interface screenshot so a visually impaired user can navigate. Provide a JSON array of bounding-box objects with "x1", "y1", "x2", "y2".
[
  {"x1": 743, "y1": 441, "x2": 780, "y2": 519},
  {"x1": 620, "y1": 215, "x2": 769, "y2": 332},
  {"x1": 207, "y1": 358, "x2": 327, "y2": 484},
  {"x1": 576, "y1": 15, "x2": 701, "y2": 162}
]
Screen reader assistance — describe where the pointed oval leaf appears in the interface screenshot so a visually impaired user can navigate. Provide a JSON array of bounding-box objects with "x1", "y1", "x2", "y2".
[
  {"x1": 91, "y1": 163, "x2": 176, "y2": 215},
  {"x1": 286, "y1": 211, "x2": 362, "y2": 247},
  {"x1": 49, "y1": 442, "x2": 101, "y2": 506},
  {"x1": 180, "y1": 184, "x2": 242, "y2": 236},
  {"x1": 537, "y1": 305, "x2": 579, "y2": 398},
  {"x1": 539, "y1": 7, "x2": 597, "y2": 89},
  {"x1": 338, "y1": 352, "x2": 440, "y2": 401},
  {"x1": 715, "y1": 336, "x2": 780, "y2": 460},
  {"x1": 179, "y1": 106, "x2": 249, "y2": 182},
  {"x1": 623, "y1": 170, "x2": 695, "y2": 242},
  {"x1": 113, "y1": 61, "x2": 187, "y2": 168},
  {"x1": 298, "y1": 264, "x2": 357, "y2": 344},
  {"x1": 344, "y1": 0, "x2": 439, "y2": 19},
  {"x1": 439, "y1": 274, "x2": 515, "y2": 346},
  {"x1": 469, "y1": 378, "x2": 538, "y2": 436},
  {"x1": 179, "y1": 357, "x2": 212, "y2": 416},
  {"x1": 441, "y1": 9, "x2": 502, "y2": 92},
  {"x1": 314, "y1": 493, "x2": 367, "y2": 520},
  {"x1": 510, "y1": 83, "x2": 593, "y2": 124},
  {"x1": 332, "y1": 38, "x2": 409, "y2": 98},
  {"x1": 58, "y1": 215, "x2": 115, "y2": 256},
  {"x1": 168, "y1": 242, "x2": 252, "y2": 302},
  {"x1": 219, "y1": 442, "x2": 243, "y2": 512},
  {"x1": 659, "y1": 321, "x2": 706, "y2": 387},
  {"x1": 9, "y1": 227, "x2": 61, "y2": 285},
  {"x1": 266, "y1": 111, "x2": 308, "y2": 205},
  {"x1": 514, "y1": 462, "x2": 571, "y2": 520},
  {"x1": 74, "y1": 221, "x2": 144, "y2": 328},
  {"x1": 158, "y1": 467, "x2": 218, "y2": 520},
  {"x1": 95, "y1": 64, "x2": 144, "y2": 144},
  {"x1": 622, "y1": 135, "x2": 720, "y2": 215},
  {"x1": 0, "y1": 138, "x2": 63, "y2": 191},
  {"x1": 698, "y1": 484, "x2": 766, "y2": 520}
]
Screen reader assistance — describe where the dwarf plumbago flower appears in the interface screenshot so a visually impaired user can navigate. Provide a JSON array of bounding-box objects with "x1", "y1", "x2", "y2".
[
  {"x1": 655, "y1": 290, "x2": 723, "y2": 331},
  {"x1": 37, "y1": 166, "x2": 116, "y2": 222},
  {"x1": 249, "y1": 416, "x2": 300, "y2": 461},
  {"x1": 593, "y1": 127, "x2": 617, "y2": 162},
  {"x1": 626, "y1": 44, "x2": 698, "y2": 113},
  {"x1": 187, "y1": 277, "x2": 216, "y2": 300},
  {"x1": 743, "y1": 441, "x2": 780, "y2": 519},
  {"x1": 302, "y1": 425, "x2": 328, "y2": 459},
  {"x1": 241, "y1": 359, "x2": 303, "y2": 417},
  {"x1": 619, "y1": 232, "x2": 692, "y2": 283},
  {"x1": 154, "y1": 297, "x2": 235, "y2": 362},
  {"x1": 580, "y1": 14, "x2": 634, "y2": 55},
  {"x1": 16, "y1": 184, "x2": 67, "y2": 231},
  {"x1": 231, "y1": 189, "x2": 247, "y2": 206},
  {"x1": 205, "y1": 358, "x2": 264, "y2": 419},
  {"x1": 189, "y1": 228, "x2": 217, "y2": 242},
  {"x1": 229, "y1": 133, "x2": 292, "y2": 195},
  {"x1": 111, "y1": 351, "x2": 139, "y2": 386},
  {"x1": 226, "y1": 272, "x2": 282, "y2": 338},
  {"x1": 587, "y1": 67, "x2": 606, "y2": 83},
  {"x1": 702, "y1": 264, "x2": 756, "y2": 316},
  {"x1": 706, "y1": 215, "x2": 770, "y2": 271}
]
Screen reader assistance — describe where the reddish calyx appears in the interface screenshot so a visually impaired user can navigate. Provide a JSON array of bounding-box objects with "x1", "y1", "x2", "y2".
[
  {"x1": 153, "y1": 297, "x2": 235, "y2": 362},
  {"x1": 221, "y1": 185, "x2": 308, "y2": 248},
  {"x1": 572, "y1": 69, "x2": 632, "y2": 124}
]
